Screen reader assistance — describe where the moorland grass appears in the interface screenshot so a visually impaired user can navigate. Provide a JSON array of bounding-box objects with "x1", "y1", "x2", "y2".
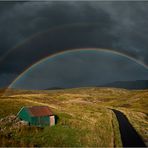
[{"x1": 0, "y1": 87, "x2": 147, "y2": 147}]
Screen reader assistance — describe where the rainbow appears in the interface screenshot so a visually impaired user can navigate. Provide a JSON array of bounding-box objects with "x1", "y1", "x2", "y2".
[
  {"x1": 0, "y1": 22, "x2": 107, "y2": 63},
  {"x1": 8, "y1": 48, "x2": 148, "y2": 89}
]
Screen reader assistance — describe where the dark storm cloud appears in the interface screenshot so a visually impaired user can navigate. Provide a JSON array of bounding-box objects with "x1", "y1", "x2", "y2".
[
  {"x1": 0, "y1": 1, "x2": 112, "y2": 52},
  {"x1": 1, "y1": 1, "x2": 148, "y2": 57},
  {"x1": 0, "y1": 1, "x2": 148, "y2": 88}
]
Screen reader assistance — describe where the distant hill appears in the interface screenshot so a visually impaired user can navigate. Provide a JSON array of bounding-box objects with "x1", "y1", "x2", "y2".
[
  {"x1": 45, "y1": 87, "x2": 64, "y2": 90},
  {"x1": 45, "y1": 80, "x2": 148, "y2": 90},
  {"x1": 102, "y1": 80, "x2": 148, "y2": 90}
]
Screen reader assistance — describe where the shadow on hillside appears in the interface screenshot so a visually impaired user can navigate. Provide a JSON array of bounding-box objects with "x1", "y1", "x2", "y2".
[{"x1": 54, "y1": 115, "x2": 59, "y2": 124}]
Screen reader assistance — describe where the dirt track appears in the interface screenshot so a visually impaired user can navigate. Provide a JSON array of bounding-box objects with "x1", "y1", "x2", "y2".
[{"x1": 112, "y1": 109, "x2": 146, "y2": 147}]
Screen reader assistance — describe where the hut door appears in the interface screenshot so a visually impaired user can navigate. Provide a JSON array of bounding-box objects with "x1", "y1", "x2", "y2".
[{"x1": 50, "y1": 116, "x2": 55, "y2": 126}]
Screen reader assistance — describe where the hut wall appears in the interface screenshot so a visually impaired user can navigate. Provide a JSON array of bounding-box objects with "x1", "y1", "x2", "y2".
[
  {"x1": 31, "y1": 116, "x2": 50, "y2": 126},
  {"x1": 50, "y1": 115, "x2": 55, "y2": 126},
  {"x1": 18, "y1": 107, "x2": 31, "y2": 123}
]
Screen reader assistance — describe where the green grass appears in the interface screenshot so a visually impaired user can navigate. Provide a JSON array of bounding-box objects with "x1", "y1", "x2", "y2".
[{"x1": 7, "y1": 125, "x2": 83, "y2": 147}]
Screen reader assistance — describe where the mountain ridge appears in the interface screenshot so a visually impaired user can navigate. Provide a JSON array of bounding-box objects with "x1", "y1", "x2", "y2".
[{"x1": 45, "y1": 80, "x2": 148, "y2": 90}]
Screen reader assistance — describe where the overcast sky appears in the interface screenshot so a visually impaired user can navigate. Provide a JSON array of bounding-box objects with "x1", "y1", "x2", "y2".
[{"x1": 0, "y1": 1, "x2": 148, "y2": 88}]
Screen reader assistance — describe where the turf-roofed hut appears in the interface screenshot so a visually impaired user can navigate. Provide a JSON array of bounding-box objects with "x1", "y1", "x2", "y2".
[{"x1": 17, "y1": 106, "x2": 55, "y2": 127}]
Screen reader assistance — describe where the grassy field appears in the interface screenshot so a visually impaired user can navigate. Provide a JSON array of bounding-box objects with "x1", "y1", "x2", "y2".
[{"x1": 0, "y1": 87, "x2": 147, "y2": 147}]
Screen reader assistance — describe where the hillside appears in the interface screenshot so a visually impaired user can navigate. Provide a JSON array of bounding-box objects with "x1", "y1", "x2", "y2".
[
  {"x1": 102, "y1": 80, "x2": 148, "y2": 90},
  {"x1": 0, "y1": 87, "x2": 147, "y2": 147}
]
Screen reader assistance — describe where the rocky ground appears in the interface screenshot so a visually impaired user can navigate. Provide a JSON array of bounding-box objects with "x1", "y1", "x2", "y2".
[{"x1": 0, "y1": 115, "x2": 28, "y2": 132}]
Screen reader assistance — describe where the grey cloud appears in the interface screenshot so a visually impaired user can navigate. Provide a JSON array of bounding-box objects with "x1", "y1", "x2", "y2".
[{"x1": 0, "y1": 1, "x2": 147, "y2": 61}]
